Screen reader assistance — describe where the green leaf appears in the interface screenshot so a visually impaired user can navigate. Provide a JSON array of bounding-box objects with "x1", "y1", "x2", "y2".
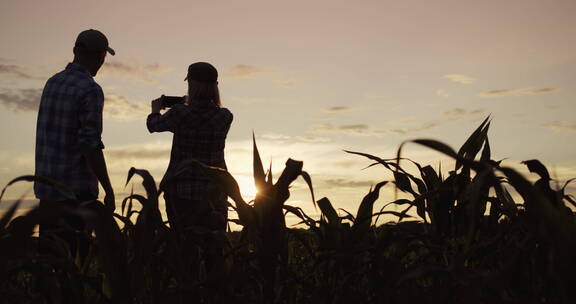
[
  {"x1": 84, "y1": 203, "x2": 130, "y2": 302},
  {"x1": 480, "y1": 136, "x2": 491, "y2": 162},
  {"x1": 1, "y1": 175, "x2": 76, "y2": 202},
  {"x1": 299, "y1": 171, "x2": 316, "y2": 209},
  {"x1": 121, "y1": 185, "x2": 134, "y2": 216},
  {"x1": 344, "y1": 150, "x2": 394, "y2": 170},
  {"x1": 562, "y1": 178, "x2": 576, "y2": 193},
  {"x1": 200, "y1": 164, "x2": 253, "y2": 223},
  {"x1": 126, "y1": 167, "x2": 158, "y2": 202},
  {"x1": 522, "y1": 159, "x2": 551, "y2": 181},
  {"x1": 266, "y1": 160, "x2": 273, "y2": 186},
  {"x1": 409, "y1": 139, "x2": 459, "y2": 159},
  {"x1": 421, "y1": 165, "x2": 440, "y2": 191},
  {"x1": 371, "y1": 211, "x2": 413, "y2": 221},
  {"x1": 414, "y1": 196, "x2": 427, "y2": 222},
  {"x1": 0, "y1": 200, "x2": 21, "y2": 230},
  {"x1": 317, "y1": 197, "x2": 340, "y2": 226},
  {"x1": 253, "y1": 132, "x2": 266, "y2": 192},
  {"x1": 494, "y1": 182, "x2": 517, "y2": 215},
  {"x1": 283, "y1": 204, "x2": 316, "y2": 228},
  {"x1": 112, "y1": 213, "x2": 135, "y2": 228},
  {"x1": 393, "y1": 172, "x2": 416, "y2": 196},
  {"x1": 456, "y1": 116, "x2": 491, "y2": 170},
  {"x1": 121, "y1": 194, "x2": 148, "y2": 208},
  {"x1": 274, "y1": 158, "x2": 304, "y2": 205},
  {"x1": 353, "y1": 181, "x2": 387, "y2": 235}
]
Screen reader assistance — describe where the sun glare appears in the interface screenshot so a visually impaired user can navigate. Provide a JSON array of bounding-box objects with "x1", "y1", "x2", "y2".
[{"x1": 236, "y1": 175, "x2": 258, "y2": 202}]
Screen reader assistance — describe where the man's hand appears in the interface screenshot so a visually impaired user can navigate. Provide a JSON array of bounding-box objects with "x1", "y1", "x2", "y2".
[
  {"x1": 104, "y1": 190, "x2": 116, "y2": 212},
  {"x1": 84, "y1": 149, "x2": 115, "y2": 213},
  {"x1": 151, "y1": 96, "x2": 165, "y2": 114}
]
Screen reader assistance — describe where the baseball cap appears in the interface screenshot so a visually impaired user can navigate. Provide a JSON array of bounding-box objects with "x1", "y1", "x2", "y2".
[
  {"x1": 75, "y1": 29, "x2": 115, "y2": 56},
  {"x1": 184, "y1": 62, "x2": 218, "y2": 82}
]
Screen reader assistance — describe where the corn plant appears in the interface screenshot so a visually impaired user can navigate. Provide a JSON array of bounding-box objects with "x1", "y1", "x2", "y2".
[
  {"x1": 345, "y1": 116, "x2": 576, "y2": 302},
  {"x1": 1, "y1": 119, "x2": 575, "y2": 303},
  {"x1": 183, "y1": 134, "x2": 315, "y2": 302}
]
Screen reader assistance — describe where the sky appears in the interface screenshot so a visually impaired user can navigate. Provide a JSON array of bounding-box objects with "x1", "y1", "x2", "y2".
[{"x1": 1, "y1": 0, "x2": 575, "y2": 225}]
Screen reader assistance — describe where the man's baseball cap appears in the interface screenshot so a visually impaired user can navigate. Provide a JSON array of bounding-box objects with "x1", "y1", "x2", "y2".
[
  {"x1": 184, "y1": 62, "x2": 218, "y2": 83},
  {"x1": 75, "y1": 29, "x2": 115, "y2": 56}
]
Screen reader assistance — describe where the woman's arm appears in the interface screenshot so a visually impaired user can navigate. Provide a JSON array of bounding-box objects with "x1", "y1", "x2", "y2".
[{"x1": 146, "y1": 97, "x2": 182, "y2": 133}]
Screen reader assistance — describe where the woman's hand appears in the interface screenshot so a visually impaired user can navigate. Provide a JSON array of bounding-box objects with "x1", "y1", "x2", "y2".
[{"x1": 151, "y1": 96, "x2": 165, "y2": 114}]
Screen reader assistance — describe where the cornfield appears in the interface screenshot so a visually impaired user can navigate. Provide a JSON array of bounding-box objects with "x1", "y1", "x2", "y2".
[{"x1": 1, "y1": 117, "x2": 575, "y2": 303}]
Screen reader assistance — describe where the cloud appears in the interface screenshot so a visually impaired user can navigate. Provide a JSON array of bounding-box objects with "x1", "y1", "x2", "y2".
[
  {"x1": 436, "y1": 89, "x2": 449, "y2": 98},
  {"x1": 260, "y1": 133, "x2": 331, "y2": 143},
  {"x1": 444, "y1": 74, "x2": 475, "y2": 84},
  {"x1": 101, "y1": 61, "x2": 170, "y2": 83},
  {"x1": 310, "y1": 123, "x2": 387, "y2": 137},
  {"x1": 225, "y1": 64, "x2": 296, "y2": 88},
  {"x1": 0, "y1": 88, "x2": 42, "y2": 112},
  {"x1": 276, "y1": 79, "x2": 296, "y2": 88},
  {"x1": 330, "y1": 160, "x2": 369, "y2": 168},
  {"x1": 318, "y1": 106, "x2": 366, "y2": 121},
  {"x1": 0, "y1": 88, "x2": 146, "y2": 120},
  {"x1": 443, "y1": 108, "x2": 484, "y2": 117},
  {"x1": 480, "y1": 88, "x2": 559, "y2": 98},
  {"x1": 310, "y1": 118, "x2": 448, "y2": 137},
  {"x1": 363, "y1": 93, "x2": 392, "y2": 101},
  {"x1": 230, "y1": 96, "x2": 267, "y2": 104},
  {"x1": 543, "y1": 121, "x2": 576, "y2": 132},
  {"x1": 102, "y1": 142, "x2": 173, "y2": 176},
  {"x1": 390, "y1": 122, "x2": 440, "y2": 135},
  {"x1": 320, "y1": 178, "x2": 378, "y2": 189},
  {"x1": 0, "y1": 64, "x2": 42, "y2": 80},
  {"x1": 105, "y1": 145, "x2": 171, "y2": 160},
  {"x1": 324, "y1": 106, "x2": 354, "y2": 113},
  {"x1": 104, "y1": 93, "x2": 148, "y2": 120},
  {"x1": 225, "y1": 64, "x2": 268, "y2": 78}
]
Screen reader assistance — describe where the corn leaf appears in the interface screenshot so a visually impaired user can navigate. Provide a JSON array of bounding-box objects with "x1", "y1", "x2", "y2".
[
  {"x1": 353, "y1": 181, "x2": 387, "y2": 236},
  {"x1": 317, "y1": 197, "x2": 340, "y2": 226},
  {"x1": 1, "y1": 175, "x2": 76, "y2": 202},
  {"x1": 299, "y1": 171, "x2": 316, "y2": 209},
  {"x1": 522, "y1": 159, "x2": 551, "y2": 181},
  {"x1": 480, "y1": 136, "x2": 491, "y2": 162},
  {"x1": 456, "y1": 116, "x2": 491, "y2": 170},
  {"x1": 253, "y1": 132, "x2": 266, "y2": 192},
  {"x1": 0, "y1": 200, "x2": 20, "y2": 230},
  {"x1": 393, "y1": 171, "x2": 416, "y2": 196}
]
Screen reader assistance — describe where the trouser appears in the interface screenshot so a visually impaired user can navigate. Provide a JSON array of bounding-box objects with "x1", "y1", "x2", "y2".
[
  {"x1": 164, "y1": 192, "x2": 229, "y2": 290},
  {"x1": 38, "y1": 199, "x2": 95, "y2": 262}
]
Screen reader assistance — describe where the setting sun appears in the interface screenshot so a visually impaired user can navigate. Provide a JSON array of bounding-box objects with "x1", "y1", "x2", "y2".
[{"x1": 235, "y1": 175, "x2": 258, "y2": 202}]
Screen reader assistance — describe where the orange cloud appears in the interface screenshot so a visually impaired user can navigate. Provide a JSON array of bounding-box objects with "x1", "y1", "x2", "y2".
[
  {"x1": 480, "y1": 88, "x2": 559, "y2": 98},
  {"x1": 443, "y1": 74, "x2": 475, "y2": 84}
]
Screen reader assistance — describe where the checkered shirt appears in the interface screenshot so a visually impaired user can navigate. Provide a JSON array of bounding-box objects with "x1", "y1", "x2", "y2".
[
  {"x1": 147, "y1": 103, "x2": 233, "y2": 200},
  {"x1": 34, "y1": 63, "x2": 105, "y2": 201}
]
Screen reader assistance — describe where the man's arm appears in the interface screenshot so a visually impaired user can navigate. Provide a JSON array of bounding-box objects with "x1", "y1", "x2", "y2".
[
  {"x1": 78, "y1": 85, "x2": 115, "y2": 211},
  {"x1": 84, "y1": 149, "x2": 115, "y2": 211}
]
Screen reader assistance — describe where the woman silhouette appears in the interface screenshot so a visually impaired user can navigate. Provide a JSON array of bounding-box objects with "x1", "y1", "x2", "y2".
[{"x1": 147, "y1": 62, "x2": 233, "y2": 255}]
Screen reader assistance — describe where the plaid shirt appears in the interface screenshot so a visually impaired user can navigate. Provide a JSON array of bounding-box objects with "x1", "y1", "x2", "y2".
[
  {"x1": 34, "y1": 63, "x2": 105, "y2": 201},
  {"x1": 147, "y1": 103, "x2": 233, "y2": 200}
]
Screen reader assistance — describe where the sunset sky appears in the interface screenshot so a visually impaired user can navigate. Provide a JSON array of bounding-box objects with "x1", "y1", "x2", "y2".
[{"x1": 1, "y1": 0, "x2": 575, "y2": 224}]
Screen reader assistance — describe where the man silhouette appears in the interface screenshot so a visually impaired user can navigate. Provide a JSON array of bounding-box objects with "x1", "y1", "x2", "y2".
[{"x1": 35, "y1": 29, "x2": 116, "y2": 258}]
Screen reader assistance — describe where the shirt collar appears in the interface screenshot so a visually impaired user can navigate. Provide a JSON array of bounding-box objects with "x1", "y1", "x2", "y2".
[{"x1": 65, "y1": 62, "x2": 92, "y2": 76}]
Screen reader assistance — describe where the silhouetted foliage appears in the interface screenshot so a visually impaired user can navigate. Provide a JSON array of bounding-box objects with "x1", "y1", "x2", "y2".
[{"x1": 1, "y1": 117, "x2": 574, "y2": 303}]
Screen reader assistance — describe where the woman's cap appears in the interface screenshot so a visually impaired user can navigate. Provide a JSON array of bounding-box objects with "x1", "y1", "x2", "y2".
[
  {"x1": 184, "y1": 62, "x2": 218, "y2": 83},
  {"x1": 75, "y1": 29, "x2": 115, "y2": 56}
]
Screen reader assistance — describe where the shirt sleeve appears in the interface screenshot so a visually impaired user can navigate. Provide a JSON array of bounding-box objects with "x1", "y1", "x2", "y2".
[
  {"x1": 77, "y1": 84, "x2": 105, "y2": 152},
  {"x1": 224, "y1": 109, "x2": 233, "y2": 132},
  {"x1": 146, "y1": 106, "x2": 183, "y2": 133}
]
